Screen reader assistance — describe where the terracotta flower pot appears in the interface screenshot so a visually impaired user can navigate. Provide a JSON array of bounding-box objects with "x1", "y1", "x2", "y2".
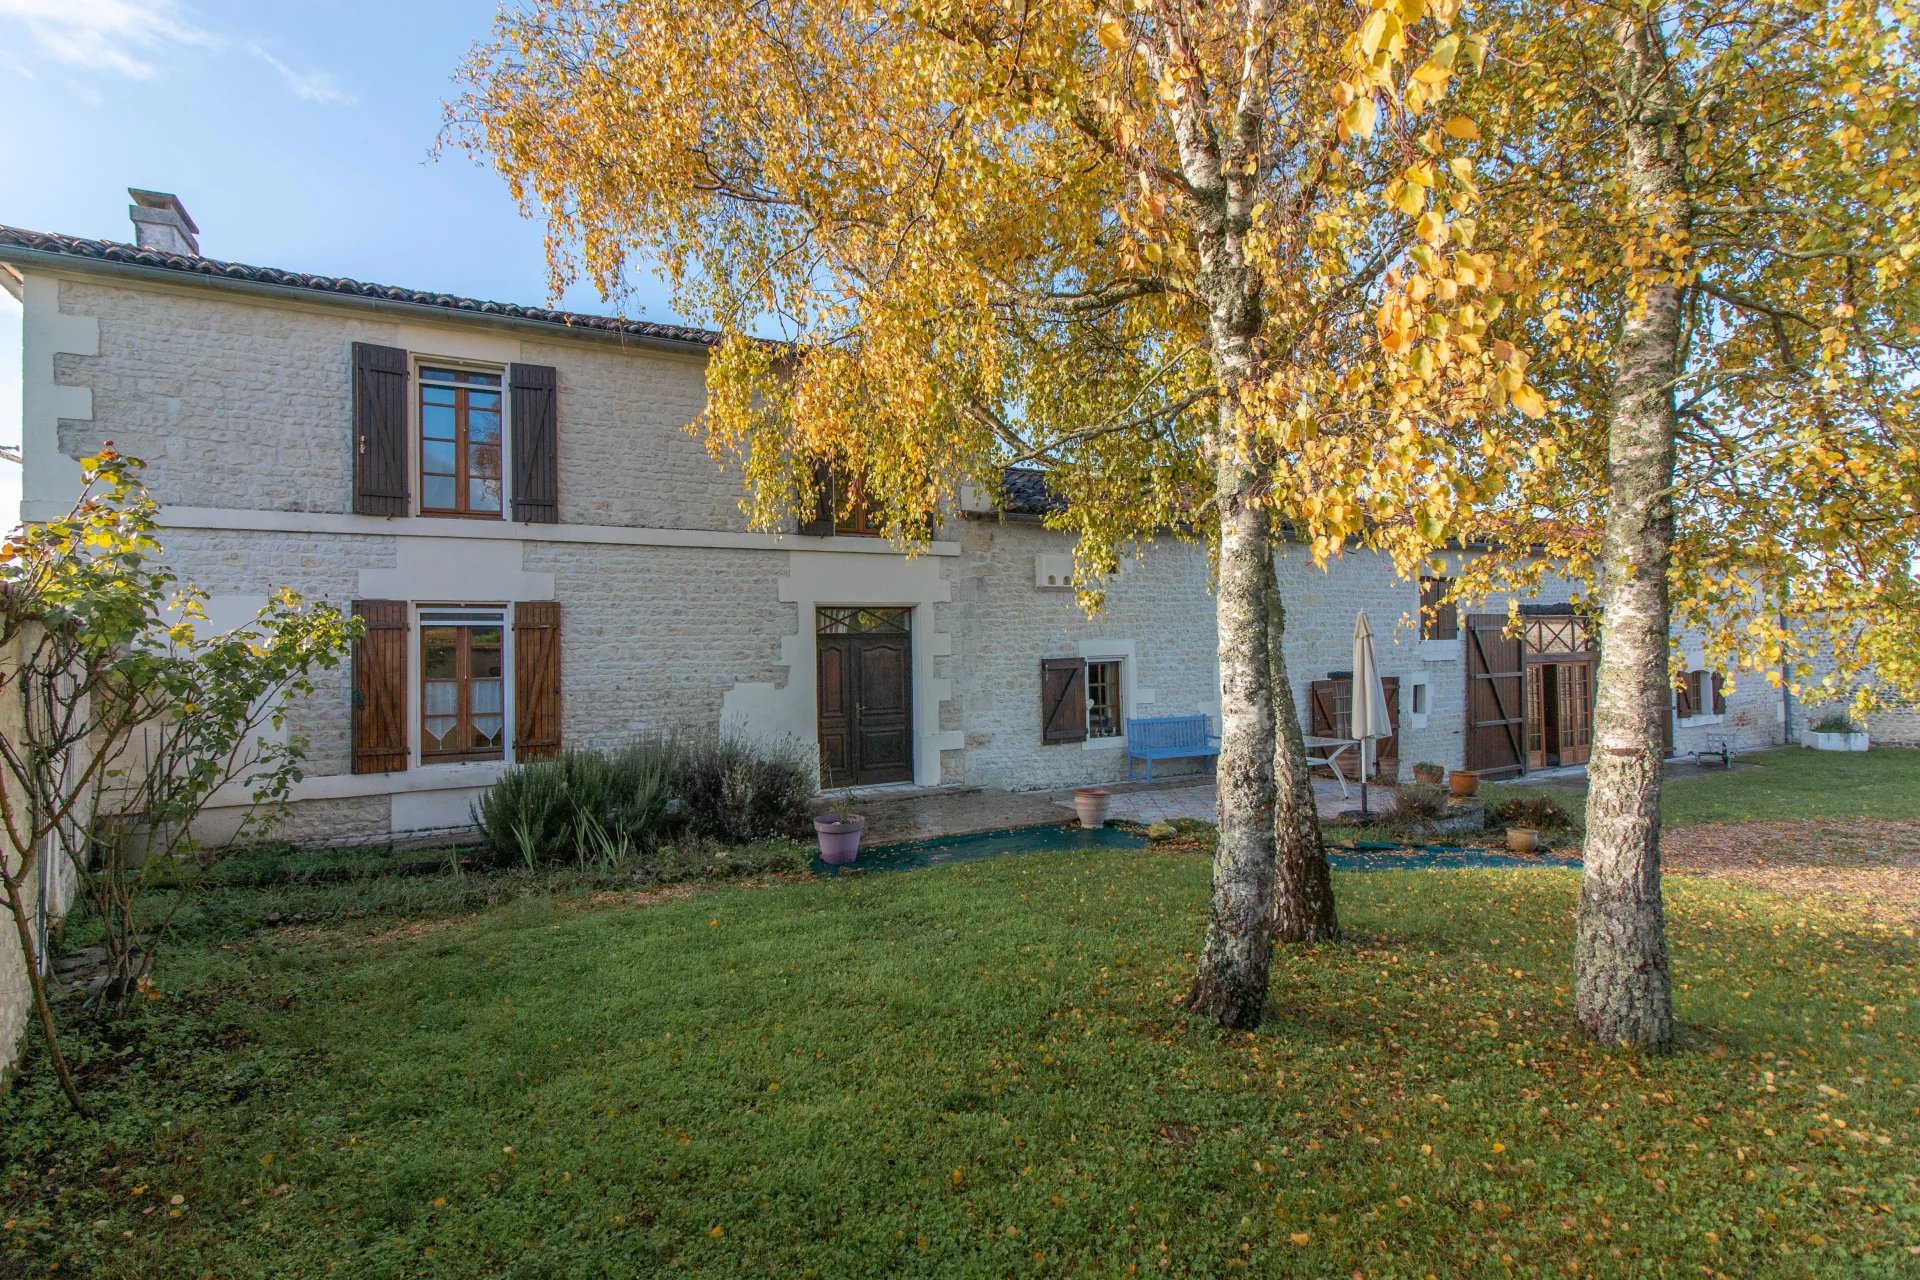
[
  {"x1": 1072, "y1": 787, "x2": 1113, "y2": 829},
  {"x1": 1448, "y1": 769, "x2": 1481, "y2": 798},
  {"x1": 1506, "y1": 826, "x2": 1541, "y2": 855},
  {"x1": 815, "y1": 814, "x2": 865, "y2": 865},
  {"x1": 1412, "y1": 764, "x2": 1445, "y2": 786}
]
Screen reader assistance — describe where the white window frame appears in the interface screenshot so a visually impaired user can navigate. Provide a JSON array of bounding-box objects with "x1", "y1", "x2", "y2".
[
  {"x1": 1086, "y1": 658, "x2": 1124, "y2": 740},
  {"x1": 413, "y1": 358, "x2": 511, "y2": 522},
  {"x1": 411, "y1": 604, "x2": 516, "y2": 769},
  {"x1": 1074, "y1": 640, "x2": 1152, "y2": 750}
]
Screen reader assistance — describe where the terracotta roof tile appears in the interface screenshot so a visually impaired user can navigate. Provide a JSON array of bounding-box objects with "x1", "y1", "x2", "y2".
[{"x1": 0, "y1": 225, "x2": 722, "y2": 349}]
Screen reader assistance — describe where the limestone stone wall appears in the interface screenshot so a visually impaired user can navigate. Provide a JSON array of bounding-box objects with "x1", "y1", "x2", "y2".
[{"x1": 51, "y1": 279, "x2": 749, "y2": 531}]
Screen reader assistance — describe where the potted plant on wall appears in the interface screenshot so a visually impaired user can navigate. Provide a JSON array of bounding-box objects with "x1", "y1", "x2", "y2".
[
  {"x1": 1412, "y1": 761, "x2": 1445, "y2": 786},
  {"x1": 1806, "y1": 712, "x2": 1870, "y2": 752},
  {"x1": 814, "y1": 773, "x2": 865, "y2": 864},
  {"x1": 1448, "y1": 768, "x2": 1481, "y2": 798}
]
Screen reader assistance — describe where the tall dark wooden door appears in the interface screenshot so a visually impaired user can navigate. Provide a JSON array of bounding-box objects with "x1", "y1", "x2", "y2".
[
  {"x1": 1465, "y1": 614, "x2": 1525, "y2": 778},
  {"x1": 816, "y1": 607, "x2": 913, "y2": 786}
]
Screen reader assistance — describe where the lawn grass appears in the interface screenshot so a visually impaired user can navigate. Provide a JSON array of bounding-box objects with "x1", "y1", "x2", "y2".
[
  {"x1": 1660, "y1": 746, "x2": 1920, "y2": 826},
  {"x1": 1460, "y1": 746, "x2": 1920, "y2": 838},
  {"x1": 5, "y1": 848, "x2": 1916, "y2": 1277}
]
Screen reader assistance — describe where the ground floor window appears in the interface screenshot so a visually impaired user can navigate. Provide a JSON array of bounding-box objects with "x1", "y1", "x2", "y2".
[
  {"x1": 1086, "y1": 660, "x2": 1123, "y2": 738},
  {"x1": 420, "y1": 608, "x2": 507, "y2": 762}
]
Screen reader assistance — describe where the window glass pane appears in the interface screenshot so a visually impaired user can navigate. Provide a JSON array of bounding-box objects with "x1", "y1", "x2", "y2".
[
  {"x1": 422, "y1": 627, "x2": 458, "y2": 679},
  {"x1": 470, "y1": 441, "x2": 501, "y2": 480},
  {"x1": 471, "y1": 679, "x2": 505, "y2": 747},
  {"x1": 469, "y1": 477, "x2": 502, "y2": 513},
  {"x1": 423, "y1": 475, "x2": 456, "y2": 510},
  {"x1": 422, "y1": 439, "x2": 456, "y2": 476},
  {"x1": 422, "y1": 385, "x2": 456, "y2": 406},
  {"x1": 1087, "y1": 661, "x2": 1122, "y2": 738},
  {"x1": 422, "y1": 402, "x2": 457, "y2": 440},
  {"x1": 468, "y1": 408, "x2": 501, "y2": 443},
  {"x1": 470, "y1": 629, "x2": 503, "y2": 678}
]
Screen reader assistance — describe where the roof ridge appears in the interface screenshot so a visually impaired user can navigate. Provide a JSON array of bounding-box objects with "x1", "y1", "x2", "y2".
[{"x1": 0, "y1": 224, "x2": 722, "y2": 349}]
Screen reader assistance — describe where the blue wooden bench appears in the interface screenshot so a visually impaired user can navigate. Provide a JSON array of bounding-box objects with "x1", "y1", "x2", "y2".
[{"x1": 1126, "y1": 715, "x2": 1222, "y2": 783}]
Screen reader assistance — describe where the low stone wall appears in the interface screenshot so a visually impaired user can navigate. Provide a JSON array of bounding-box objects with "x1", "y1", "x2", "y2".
[{"x1": 1865, "y1": 706, "x2": 1920, "y2": 747}]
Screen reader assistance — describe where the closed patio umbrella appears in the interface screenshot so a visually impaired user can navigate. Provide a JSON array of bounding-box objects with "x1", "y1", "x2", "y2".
[{"x1": 1350, "y1": 611, "x2": 1392, "y2": 821}]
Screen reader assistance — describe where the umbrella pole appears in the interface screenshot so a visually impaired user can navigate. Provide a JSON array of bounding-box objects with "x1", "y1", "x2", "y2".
[{"x1": 1360, "y1": 739, "x2": 1370, "y2": 821}]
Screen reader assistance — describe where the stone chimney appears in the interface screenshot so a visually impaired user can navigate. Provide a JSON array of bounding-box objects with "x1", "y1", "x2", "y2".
[{"x1": 127, "y1": 189, "x2": 200, "y2": 256}]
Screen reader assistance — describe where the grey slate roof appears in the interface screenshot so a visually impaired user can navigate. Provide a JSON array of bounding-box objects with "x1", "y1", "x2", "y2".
[
  {"x1": 997, "y1": 466, "x2": 1064, "y2": 515},
  {"x1": 0, "y1": 225, "x2": 723, "y2": 349}
]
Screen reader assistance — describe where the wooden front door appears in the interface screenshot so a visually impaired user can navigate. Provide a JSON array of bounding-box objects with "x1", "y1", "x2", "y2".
[
  {"x1": 816, "y1": 607, "x2": 913, "y2": 786},
  {"x1": 1465, "y1": 614, "x2": 1526, "y2": 778}
]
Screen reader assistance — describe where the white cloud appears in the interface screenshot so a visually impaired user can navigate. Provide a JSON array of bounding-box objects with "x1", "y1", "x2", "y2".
[{"x1": 0, "y1": 0, "x2": 355, "y2": 104}]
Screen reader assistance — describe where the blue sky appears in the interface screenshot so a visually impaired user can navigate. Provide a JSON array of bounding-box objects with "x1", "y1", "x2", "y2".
[{"x1": 0, "y1": 0, "x2": 686, "y2": 526}]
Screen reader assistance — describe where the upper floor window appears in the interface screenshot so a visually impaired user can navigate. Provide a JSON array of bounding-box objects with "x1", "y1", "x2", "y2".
[
  {"x1": 1419, "y1": 576, "x2": 1458, "y2": 641},
  {"x1": 420, "y1": 366, "x2": 503, "y2": 517},
  {"x1": 834, "y1": 475, "x2": 884, "y2": 537},
  {"x1": 421, "y1": 608, "x2": 507, "y2": 762}
]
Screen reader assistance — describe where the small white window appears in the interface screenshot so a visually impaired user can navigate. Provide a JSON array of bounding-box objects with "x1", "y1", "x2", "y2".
[
  {"x1": 1087, "y1": 659, "x2": 1123, "y2": 738},
  {"x1": 1411, "y1": 682, "x2": 1428, "y2": 716}
]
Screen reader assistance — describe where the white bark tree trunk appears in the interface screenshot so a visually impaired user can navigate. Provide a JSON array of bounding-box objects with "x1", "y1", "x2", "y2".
[{"x1": 1577, "y1": 10, "x2": 1686, "y2": 1052}]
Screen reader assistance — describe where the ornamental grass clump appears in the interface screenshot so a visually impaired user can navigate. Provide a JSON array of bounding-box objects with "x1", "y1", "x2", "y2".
[{"x1": 474, "y1": 734, "x2": 812, "y2": 868}]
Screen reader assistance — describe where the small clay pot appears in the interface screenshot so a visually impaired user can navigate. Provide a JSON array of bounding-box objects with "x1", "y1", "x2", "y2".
[
  {"x1": 1506, "y1": 827, "x2": 1541, "y2": 855},
  {"x1": 1448, "y1": 769, "x2": 1481, "y2": 798},
  {"x1": 1412, "y1": 764, "x2": 1445, "y2": 786}
]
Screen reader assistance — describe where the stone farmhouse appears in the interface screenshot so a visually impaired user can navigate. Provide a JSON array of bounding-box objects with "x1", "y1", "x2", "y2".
[{"x1": 0, "y1": 192, "x2": 1790, "y2": 844}]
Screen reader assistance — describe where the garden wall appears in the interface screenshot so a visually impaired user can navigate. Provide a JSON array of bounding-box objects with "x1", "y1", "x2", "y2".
[{"x1": 0, "y1": 628, "x2": 81, "y2": 1088}]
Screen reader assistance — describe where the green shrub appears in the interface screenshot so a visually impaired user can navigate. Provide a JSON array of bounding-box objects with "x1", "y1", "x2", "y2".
[
  {"x1": 669, "y1": 734, "x2": 815, "y2": 845},
  {"x1": 473, "y1": 735, "x2": 812, "y2": 868},
  {"x1": 1811, "y1": 711, "x2": 1857, "y2": 734},
  {"x1": 1484, "y1": 794, "x2": 1575, "y2": 831},
  {"x1": 1381, "y1": 784, "x2": 1448, "y2": 835}
]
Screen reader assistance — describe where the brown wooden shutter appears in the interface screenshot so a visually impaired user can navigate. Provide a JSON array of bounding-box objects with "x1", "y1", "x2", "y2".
[
  {"x1": 509, "y1": 363, "x2": 559, "y2": 524},
  {"x1": 1464, "y1": 615, "x2": 1526, "y2": 778},
  {"x1": 514, "y1": 601, "x2": 563, "y2": 760},
  {"x1": 352, "y1": 343, "x2": 409, "y2": 516},
  {"x1": 1040, "y1": 657, "x2": 1087, "y2": 744},
  {"x1": 1419, "y1": 577, "x2": 1458, "y2": 641},
  {"x1": 350, "y1": 600, "x2": 408, "y2": 774},
  {"x1": 1309, "y1": 679, "x2": 1340, "y2": 738},
  {"x1": 797, "y1": 459, "x2": 836, "y2": 536},
  {"x1": 1378, "y1": 676, "x2": 1402, "y2": 760},
  {"x1": 1675, "y1": 672, "x2": 1698, "y2": 719},
  {"x1": 1710, "y1": 671, "x2": 1726, "y2": 715}
]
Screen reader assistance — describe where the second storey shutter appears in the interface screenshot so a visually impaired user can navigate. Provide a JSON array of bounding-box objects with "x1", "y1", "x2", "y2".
[
  {"x1": 350, "y1": 600, "x2": 408, "y2": 774},
  {"x1": 352, "y1": 343, "x2": 410, "y2": 516},
  {"x1": 1041, "y1": 657, "x2": 1087, "y2": 744},
  {"x1": 509, "y1": 363, "x2": 560, "y2": 524},
  {"x1": 514, "y1": 601, "x2": 563, "y2": 760}
]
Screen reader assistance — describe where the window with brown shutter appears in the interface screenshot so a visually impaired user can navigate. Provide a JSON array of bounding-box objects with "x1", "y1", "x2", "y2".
[
  {"x1": 350, "y1": 600, "x2": 408, "y2": 773},
  {"x1": 1675, "y1": 671, "x2": 1699, "y2": 719},
  {"x1": 1419, "y1": 577, "x2": 1458, "y2": 641},
  {"x1": 1040, "y1": 657, "x2": 1087, "y2": 744},
  {"x1": 419, "y1": 609, "x2": 507, "y2": 762},
  {"x1": 509, "y1": 363, "x2": 559, "y2": 523},
  {"x1": 1710, "y1": 671, "x2": 1727, "y2": 715},
  {"x1": 514, "y1": 601, "x2": 563, "y2": 761},
  {"x1": 352, "y1": 344, "x2": 410, "y2": 516},
  {"x1": 798, "y1": 459, "x2": 836, "y2": 536},
  {"x1": 419, "y1": 367, "x2": 505, "y2": 518}
]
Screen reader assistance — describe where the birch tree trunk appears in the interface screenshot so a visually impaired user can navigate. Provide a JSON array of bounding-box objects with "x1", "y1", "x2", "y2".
[
  {"x1": 1576, "y1": 11, "x2": 1686, "y2": 1052},
  {"x1": 1268, "y1": 562, "x2": 1339, "y2": 942}
]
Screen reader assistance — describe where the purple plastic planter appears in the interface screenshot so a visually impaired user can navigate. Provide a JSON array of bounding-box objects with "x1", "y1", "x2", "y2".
[{"x1": 814, "y1": 815, "x2": 865, "y2": 865}]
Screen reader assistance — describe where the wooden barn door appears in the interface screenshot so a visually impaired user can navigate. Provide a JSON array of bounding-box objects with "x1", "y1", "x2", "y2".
[{"x1": 1465, "y1": 615, "x2": 1526, "y2": 778}]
